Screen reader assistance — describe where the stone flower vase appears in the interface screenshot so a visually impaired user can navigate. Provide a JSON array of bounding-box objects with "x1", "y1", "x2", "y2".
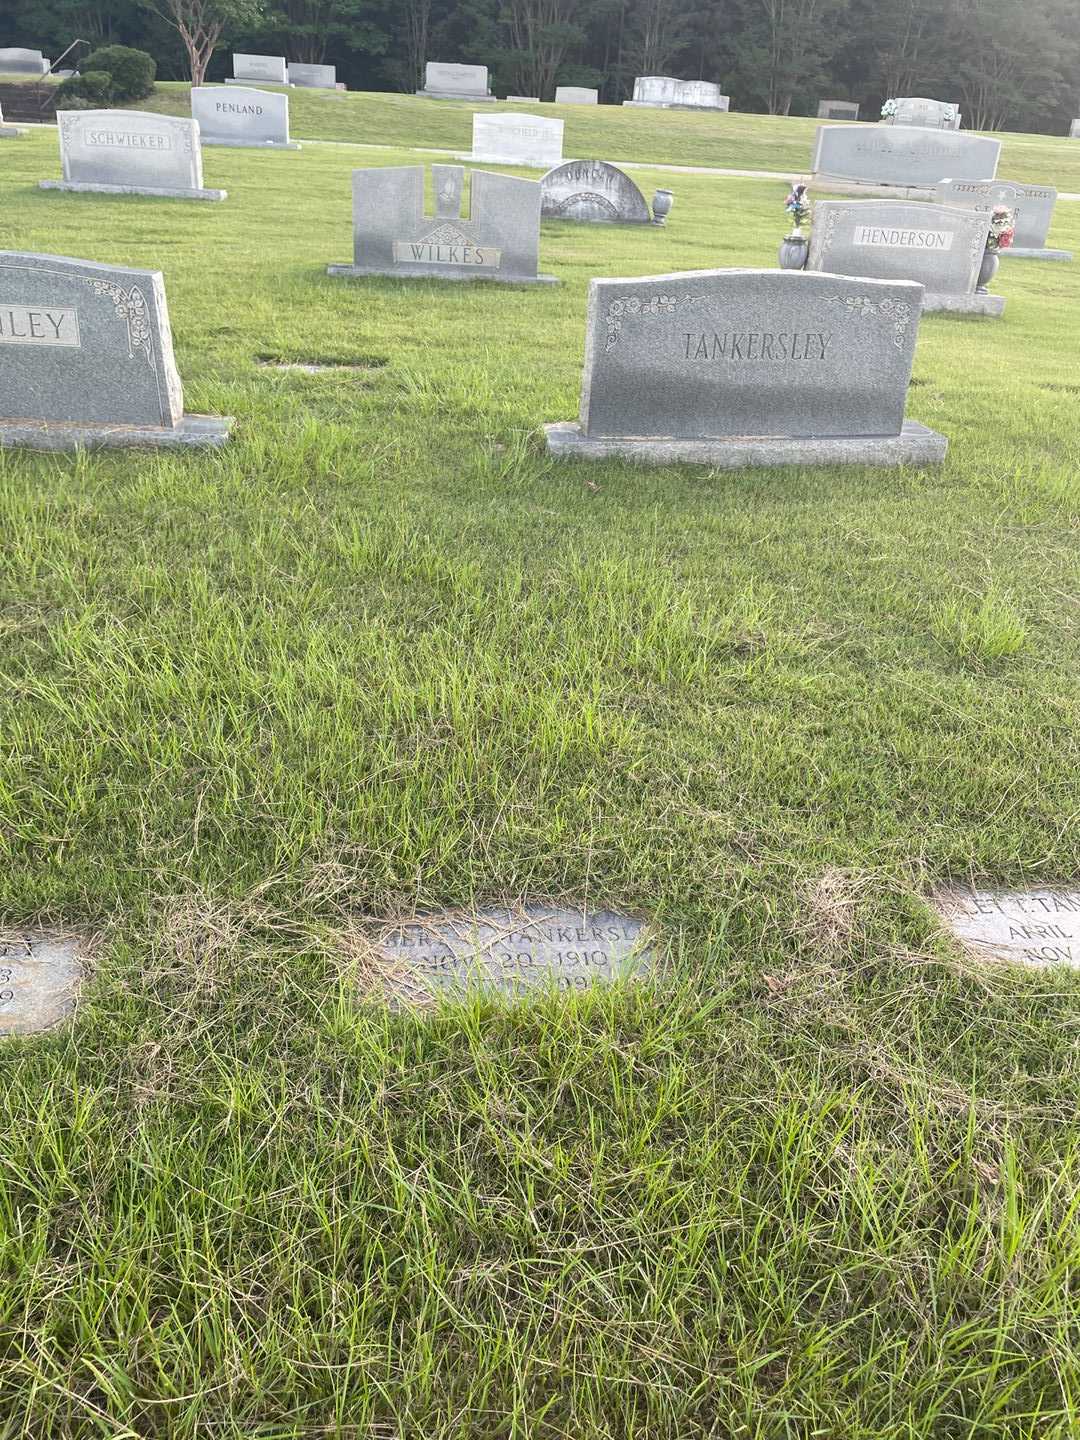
[
  {"x1": 652, "y1": 189, "x2": 674, "y2": 224},
  {"x1": 977, "y1": 248, "x2": 999, "y2": 292},
  {"x1": 779, "y1": 231, "x2": 809, "y2": 270}
]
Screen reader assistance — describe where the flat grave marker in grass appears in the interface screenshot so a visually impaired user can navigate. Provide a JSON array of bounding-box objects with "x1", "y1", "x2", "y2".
[
  {"x1": 327, "y1": 162, "x2": 557, "y2": 284},
  {"x1": 0, "y1": 251, "x2": 232, "y2": 450},
  {"x1": 0, "y1": 933, "x2": 83, "y2": 1035},
  {"x1": 192, "y1": 85, "x2": 299, "y2": 150},
  {"x1": 368, "y1": 907, "x2": 652, "y2": 1004},
  {"x1": 540, "y1": 160, "x2": 655, "y2": 223},
  {"x1": 545, "y1": 267, "x2": 948, "y2": 468},
  {"x1": 807, "y1": 200, "x2": 1005, "y2": 315},
  {"x1": 41, "y1": 110, "x2": 226, "y2": 201},
  {"x1": 935, "y1": 888, "x2": 1080, "y2": 968}
]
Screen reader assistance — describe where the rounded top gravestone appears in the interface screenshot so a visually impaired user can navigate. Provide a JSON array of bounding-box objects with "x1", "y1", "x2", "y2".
[{"x1": 540, "y1": 160, "x2": 652, "y2": 223}]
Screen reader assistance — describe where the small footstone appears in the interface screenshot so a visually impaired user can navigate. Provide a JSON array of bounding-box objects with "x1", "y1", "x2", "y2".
[
  {"x1": 934, "y1": 886, "x2": 1080, "y2": 968},
  {"x1": 367, "y1": 906, "x2": 652, "y2": 1003},
  {"x1": 0, "y1": 933, "x2": 84, "y2": 1034}
]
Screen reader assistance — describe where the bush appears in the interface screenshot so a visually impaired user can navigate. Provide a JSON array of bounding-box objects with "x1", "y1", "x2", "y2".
[
  {"x1": 56, "y1": 70, "x2": 114, "y2": 106},
  {"x1": 80, "y1": 45, "x2": 155, "y2": 103}
]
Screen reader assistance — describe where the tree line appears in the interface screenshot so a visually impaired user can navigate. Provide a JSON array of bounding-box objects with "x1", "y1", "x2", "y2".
[{"x1": 9, "y1": 0, "x2": 1080, "y2": 132}]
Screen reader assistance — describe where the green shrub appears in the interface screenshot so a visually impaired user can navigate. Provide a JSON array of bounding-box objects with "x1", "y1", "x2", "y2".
[
  {"x1": 56, "y1": 70, "x2": 114, "y2": 106},
  {"x1": 80, "y1": 44, "x2": 155, "y2": 103}
]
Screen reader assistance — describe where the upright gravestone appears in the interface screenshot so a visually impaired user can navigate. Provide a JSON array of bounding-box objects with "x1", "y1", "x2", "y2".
[
  {"x1": 41, "y1": 111, "x2": 226, "y2": 201},
  {"x1": 545, "y1": 268, "x2": 946, "y2": 468},
  {"x1": 0, "y1": 251, "x2": 231, "y2": 450},
  {"x1": 0, "y1": 48, "x2": 49, "y2": 75},
  {"x1": 808, "y1": 199, "x2": 1002, "y2": 315},
  {"x1": 418, "y1": 61, "x2": 495, "y2": 101},
  {"x1": 191, "y1": 86, "x2": 299, "y2": 149},
  {"x1": 818, "y1": 100, "x2": 859, "y2": 120},
  {"x1": 624, "y1": 76, "x2": 729, "y2": 110},
  {"x1": 555, "y1": 86, "x2": 598, "y2": 105},
  {"x1": 0, "y1": 100, "x2": 26, "y2": 139},
  {"x1": 1071, "y1": 120, "x2": 1080, "y2": 139},
  {"x1": 812, "y1": 124, "x2": 1000, "y2": 195},
  {"x1": 541, "y1": 160, "x2": 654, "y2": 223},
  {"x1": 288, "y1": 62, "x2": 335, "y2": 89},
  {"x1": 885, "y1": 97, "x2": 960, "y2": 130},
  {"x1": 471, "y1": 112, "x2": 563, "y2": 168},
  {"x1": 935, "y1": 178, "x2": 1070, "y2": 261},
  {"x1": 327, "y1": 163, "x2": 557, "y2": 284},
  {"x1": 228, "y1": 53, "x2": 288, "y2": 85}
]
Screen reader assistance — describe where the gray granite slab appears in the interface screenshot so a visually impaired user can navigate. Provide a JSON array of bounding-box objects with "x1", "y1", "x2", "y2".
[
  {"x1": 418, "y1": 61, "x2": 494, "y2": 100},
  {"x1": 885, "y1": 97, "x2": 959, "y2": 130},
  {"x1": 368, "y1": 906, "x2": 653, "y2": 1003},
  {"x1": 471, "y1": 112, "x2": 563, "y2": 168},
  {"x1": 626, "y1": 76, "x2": 729, "y2": 110},
  {"x1": 0, "y1": 932, "x2": 83, "y2": 1035},
  {"x1": 934, "y1": 887, "x2": 1080, "y2": 968},
  {"x1": 808, "y1": 200, "x2": 991, "y2": 299},
  {"x1": 813, "y1": 124, "x2": 1000, "y2": 188},
  {"x1": 0, "y1": 414, "x2": 232, "y2": 450},
  {"x1": 289, "y1": 62, "x2": 335, "y2": 88},
  {"x1": 328, "y1": 163, "x2": 556, "y2": 283},
  {"x1": 0, "y1": 251, "x2": 230, "y2": 447},
  {"x1": 555, "y1": 86, "x2": 598, "y2": 105},
  {"x1": 0, "y1": 47, "x2": 49, "y2": 75},
  {"x1": 1071, "y1": 121, "x2": 1080, "y2": 139},
  {"x1": 935, "y1": 178, "x2": 1066, "y2": 256},
  {"x1": 541, "y1": 160, "x2": 652, "y2": 222},
  {"x1": 192, "y1": 85, "x2": 298, "y2": 148},
  {"x1": 48, "y1": 109, "x2": 224, "y2": 199},
  {"x1": 232, "y1": 52, "x2": 288, "y2": 84},
  {"x1": 818, "y1": 100, "x2": 859, "y2": 120}
]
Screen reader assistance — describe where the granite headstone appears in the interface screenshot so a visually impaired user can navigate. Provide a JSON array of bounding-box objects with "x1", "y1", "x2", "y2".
[
  {"x1": 328, "y1": 163, "x2": 556, "y2": 284},
  {"x1": 818, "y1": 100, "x2": 859, "y2": 120},
  {"x1": 191, "y1": 86, "x2": 298, "y2": 149},
  {"x1": 0, "y1": 933, "x2": 83, "y2": 1035},
  {"x1": 229, "y1": 53, "x2": 288, "y2": 84},
  {"x1": 812, "y1": 124, "x2": 1001, "y2": 193},
  {"x1": 935, "y1": 178, "x2": 1069, "y2": 261},
  {"x1": 0, "y1": 251, "x2": 231, "y2": 449},
  {"x1": 934, "y1": 887, "x2": 1080, "y2": 968},
  {"x1": 555, "y1": 86, "x2": 598, "y2": 105},
  {"x1": 0, "y1": 47, "x2": 49, "y2": 75},
  {"x1": 42, "y1": 110, "x2": 225, "y2": 200},
  {"x1": 624, "y1": 76, "x2": 729, "y2": 110},
  {"x1": 885, "y1": 97, "x2": 960, "y2": 130},
  {"x1": 418, "y1": 61, "x2": 494, "y2": 100},
  {"x1": 541, "y1": 159, "x2": 653, "y2": 222},
  {"x1": 1071, "y1": 120, "x2": 1080, "y2": 139},
  {"x1": 288, "y1": 62, "x2": 336, "y2": 89},
  {"x1": 471, "y1": 112, "x2": 563, "y2": 167},
  {"x1": 807, "y1": 199, "x2": 1003, "y2": 314},
  {"x1": 545, "y1": 268, "x2": 947, "y2": 467}
]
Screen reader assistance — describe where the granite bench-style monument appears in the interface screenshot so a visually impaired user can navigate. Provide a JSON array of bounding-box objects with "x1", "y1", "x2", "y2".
[
  {"x1": 191, "y1": 86, "x2": 299, "y2": 149},
  {"x1": 288, "y1": 62, "x2": 336, "y2": 89},
  {"x1": 624, "y1": 76, "x2": 729, "y2": 110},
  {"x1": 884, "y1": 97, "x2": 960, "y2": 130},
  {"x1": 545, "y1": 268, "x2": 946, "y2": 468},
  {"x1": 812, "y1": 124, "x2": 1001, "y2": 197},
  {"x1": 328, "y1": 163, "x2": 556, "y2": 285},
  {"x1": 0, "y1": 251, "x2": 232, "y2": 450},
  {"x1": 541, "y1": 160, "x2": 655, "y2": 223},
  {"x1": 41, "y1": 111, "x2": 226, "y2": 201},
  {"x1": 227, "y1": 53, "x2": 288, "y2": 85},
  {"x1": 555, "y1": 86, "x2": 598, "y2": 105},
  {"x1": 470, "y1": 112, "x2": 563, "y2": 168},
  {"x1": 935, "y1": 178, "x2": 1070, "y2": 261},
  {"x1": 807, "y1": 200, "x2": 1002, "y2": 315},
  {"x1": 0, "y1": 47, "x2": 50, "y2": 75},
  {"x1": 418, "y1": 61, "x2": 495, "y2": 101},
  {"x1": 818, "y1": 100, "x2": 859, "y2": 120}
]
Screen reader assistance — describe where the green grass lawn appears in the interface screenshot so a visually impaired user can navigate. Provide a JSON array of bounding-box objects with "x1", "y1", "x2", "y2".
[{"x1": 0, "y1": 110, "x2": 1079, "y2": 1436}]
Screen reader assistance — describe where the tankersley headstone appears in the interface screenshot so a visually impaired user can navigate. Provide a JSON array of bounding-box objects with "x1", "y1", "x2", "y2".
[
  {"x1": 934, "y1": 887, "x2": 1080, "y2": 968},
  {"x1": 885, "y1": 97, "x2": 960, "y2": 130},
  {"x1": 327, "y1": 163, "x2": 557, "y2": 284},
  {"x1": 541, "y1": 159, "x2": 653, "y2": 223},
  {"x1": 368, "y1": 906, "x2": 653, "y2": 1003},
  {"x1": 229, "y1": 53, "x2": 288, "y2": 84},
  {"x1": 0, "y1": 932, "x2": 83, "y2": 1035},
  {"x1": 545, "y1": 268, "x2": 947, "y2": 468},
  {"x1": 555, "y1": 86, "x2": 598, "y2": 105},
  {"x1": 471, "y1": 112, "x2": 563, "y2": 167},
  {"x1": 818, "y1": 100, "x2": 859, "y2": 120},
  {"x1": 418, "y1": 61, "x2": 494, "y2": 101},
  {"x1": 41, "y1": 110, "x2": 226, "y2": 201},
  {"x1": 0, "y1": 99, "x2": 26, "y2": 139},
  {"x1": 288, "y1": 62, "x2": 335, "y2": 88},
  {"x1": 812, "y1": 124, "x2": 1000, "y2": 195},
  {"x1": 0, "y1": 251, "x2": 232, "y2": 450},
  {"x1": 191, "y1": 86, "x2": 298, "y2": 149},
  {"x1": 0, "y1": 48, "x2": 49, "y2": 75},
  {"x1": 935, "y1": 178, "x2": 1070, "y2": 261},
  {"x1": 807, "y1": 199, "x2": 1003, "y2": 314},
  {"x1": 625, "y1": 76, "x2": 729, "y2": 110}
]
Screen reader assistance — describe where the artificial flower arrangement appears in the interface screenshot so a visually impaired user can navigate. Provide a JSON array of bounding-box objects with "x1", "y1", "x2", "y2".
[
  {"x1": 880, "y1": 98, "x2": 898, "y2": 119},
  {"x1": 986, "y1": 205, "x2": 1015, "y2": 250},
  {"x1": 784, "y1": 182, "x2": 811, "y2": 237}
]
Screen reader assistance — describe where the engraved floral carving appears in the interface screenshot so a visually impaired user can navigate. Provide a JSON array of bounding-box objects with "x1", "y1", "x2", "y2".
[
  {"x1": 84, "y1": 278, "x2": 155, "y2": 368},
  {"x1": 605, "y1": 292, "x2": 707, "y2": 350},
  {"x1": 825, "y1": 293, "x2": 913, "y2": 349}
]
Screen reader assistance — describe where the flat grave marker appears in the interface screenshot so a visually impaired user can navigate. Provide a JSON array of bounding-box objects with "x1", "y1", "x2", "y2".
[
  {"x1": 934, "y1": 888, "x2": 1080, "y2": 968},
  {"x1": 935, "y1": 178, "x2": 1070, "y2": 261},
  {"x1": 812, "y1": 124, "x2": 1001, "y2": 196},
  {"x1": 191, "y1": 86, "x2": 298, "y2": 149},
  {"x1": 0, "y1": 933, "x2": 83, "y2": 1035},
  {"x1": 545, "y1": 267, "x2": 947, "y2": 468},
  {"x1": 541, "y1": 160, "x2": 653, "y2": 223},
  {"x1": 471, "y1": 112, "x2": 563, "y2": 168},
  {"x1": 42, "y1": 110, "x2": 225, "y2": 201},
  {"x1": 0, "y1": 250, "x2": 232, "y2": 450}
]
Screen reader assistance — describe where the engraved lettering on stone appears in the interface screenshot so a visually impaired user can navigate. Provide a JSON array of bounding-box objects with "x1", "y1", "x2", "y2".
[
  {"x1": 854, "y1": 226, "x2": 953, "y2": 250},
  {"x1": 934, "y1": 888, "x2": 1080, "y2": 968},
  {"x1": 0, "y1": 306, "x2": 80, "y2": 348},
  {"x1": 683, "y1": 330, "x2": 833, "y2": 362}
]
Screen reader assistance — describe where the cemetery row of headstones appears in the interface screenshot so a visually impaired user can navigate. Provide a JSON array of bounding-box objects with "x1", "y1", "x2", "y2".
[{"x1": 228, "y1": 53, "x2": 338, "y2": 89}]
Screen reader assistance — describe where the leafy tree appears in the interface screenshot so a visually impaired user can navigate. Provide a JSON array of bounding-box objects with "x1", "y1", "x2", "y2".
[{"x1": 140, "y1": 0, "x2": 262, "y2": 87}]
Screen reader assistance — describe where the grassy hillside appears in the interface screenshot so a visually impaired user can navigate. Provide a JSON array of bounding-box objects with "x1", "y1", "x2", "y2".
[{"x1": 0, "y1": 123, "x2": 1079, "y2": 1435}]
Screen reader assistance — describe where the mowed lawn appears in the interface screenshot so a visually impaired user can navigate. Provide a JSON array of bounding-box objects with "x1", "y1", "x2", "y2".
[{"x1": 0, "y1": 108, "x2": 1079, "y2": 1436}]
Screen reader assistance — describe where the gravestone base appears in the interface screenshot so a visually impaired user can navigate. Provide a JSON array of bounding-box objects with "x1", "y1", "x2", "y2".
[
  {"x1": 544, "y1": 419, "x2": 948, "y2": 468},
  {"x1": 203, "y1": 137, "x2": 300, "y2": 149},
  {"x1": 417, "y1": 88, "x2": 497, "y2": 102},
  {"x1": 923, "y1": 291, "x2": 1005, "y2": 315},
  {"x1": 1001, "y1": 246, "x2": 1072, "y2": 262},
  {"x1": 622, "y1": 100, "x2": 725, "y2": 112},
  {"x1": 0, "y1": 414, "x2": 233, "y2": 452},
  {"x1": 40, "y1": 179, "x2": 226, "y2": 201},
  {"x1": 224, "y1": 77, "x2": 292, "y2": 87},
  {"x1": 328, "y1": 262, "x2": 558, "y2": 285}
]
